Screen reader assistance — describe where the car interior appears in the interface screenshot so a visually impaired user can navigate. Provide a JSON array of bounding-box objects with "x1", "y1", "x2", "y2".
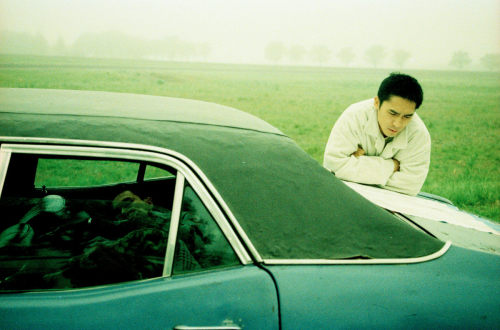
[{"x1": 0, "y1": 152, "x2": 238, "y2": 291}]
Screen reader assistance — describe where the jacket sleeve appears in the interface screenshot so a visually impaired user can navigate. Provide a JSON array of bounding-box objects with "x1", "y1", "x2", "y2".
[
  {"x1": 323, "y1": 110, "x2": 394, "y2": 185},
  {"x1": 383, "y1": 130, "x2": 431, "y2": 196}
]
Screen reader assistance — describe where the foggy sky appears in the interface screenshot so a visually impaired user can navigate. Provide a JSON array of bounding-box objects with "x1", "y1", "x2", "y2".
[{"x1": 1, "y1": 0, "x2": 499, "y2": 68}]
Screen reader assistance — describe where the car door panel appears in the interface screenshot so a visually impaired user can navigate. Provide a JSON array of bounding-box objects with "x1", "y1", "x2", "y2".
[
  {"x1": 0, "y1": 265, "x2": 279, "y2": 329},
  {"x1": 267, "y1": 247, "x2": 500, "y2": 329}
]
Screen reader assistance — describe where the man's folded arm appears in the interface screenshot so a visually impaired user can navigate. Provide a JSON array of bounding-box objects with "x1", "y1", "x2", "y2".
[
  {"x1": 383, "y1": 134, "x2": 431, "y2": 196},
  {"x1": 323, "y1": 118, "x2": 394, "y2": 185}
]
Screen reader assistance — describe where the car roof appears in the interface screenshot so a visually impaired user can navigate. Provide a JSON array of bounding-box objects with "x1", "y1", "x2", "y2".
[
  {"x1": 0, "y1": 88, "x2": 283, "y2": 135},
  {"x1": 0, "y1": 88, "x2": 445, "y2": 261}
]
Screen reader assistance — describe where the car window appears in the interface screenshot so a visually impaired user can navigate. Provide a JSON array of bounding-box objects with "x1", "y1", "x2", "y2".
[
  {"x1": 173, "y1": 183, "x2": 240, "y2": 275},
  {"x1": 34, "y1": 158, "x2": 140, "y2": 187},
  {"x1": 0, "y1": 153, "x2": 177, "y2": 291},
  {"x1": 145, "y1": 164, "x2": 175, "y2": 180}
]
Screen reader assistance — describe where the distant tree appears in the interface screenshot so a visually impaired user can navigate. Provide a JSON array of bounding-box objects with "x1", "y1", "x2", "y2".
[
  {"x1": 197, "y1": 42, "x2": 212, "y2": 61},
  {"x1": 265, "y1": 41, "x2": 286, "y2": 63},
  {"x1": 310, "y1": 45, "x2": 331, "y2": 66},
  {"x1": 364, "y1": 44, "x2": 386, "y2": 67},
  {"x1": 480, "y1": 53, "x2": 500, "y2": 71},
  {"x1": 32, "y1": 33, "x2": 50, "y2": 55},
  {"x1": 152, "y1": 36, "x2": 205, "y2": 61},
  {"x1": 337, "y1": 47, "x2": 355, "y2": 66},
  {"x1": 0, "y1": 31, "x2": 49, "y2": 55},
  {"x1": 157, "y1": 36, "x2": 182, "y2": 60},
  {"x1": 177, "y1": 41, "x2": 197, "y2": 61},
  {"x1": 51, "y1": 36, "x2": 67, "y2": 56},
  {"x1": 449, "y1": 51, "x2": 472, "y2": 70},
  {"x1": 288, "y1": 44, "x2": 307, "y2": 63},
  {"x1": 393, "y1": 49, "x2": 411, "y2": 68},
  {"x1": 72, "y1": 33, "x2": 96, "y2": 57},
  {"x1": 71, "y1": 31, "x2": 147, "y2": 58},
  {"x1": 69, "y1": 32, "x2": 209, "y2": 61}
]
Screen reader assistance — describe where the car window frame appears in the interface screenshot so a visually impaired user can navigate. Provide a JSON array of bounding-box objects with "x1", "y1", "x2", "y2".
[{"x1": 0, "y1": 143, "x2": 252, "y2": 281}]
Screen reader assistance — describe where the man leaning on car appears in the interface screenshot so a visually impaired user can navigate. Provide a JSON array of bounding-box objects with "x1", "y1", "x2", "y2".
[{"x1": 323, "y1": 73, "x2": 430, "y2": 196}]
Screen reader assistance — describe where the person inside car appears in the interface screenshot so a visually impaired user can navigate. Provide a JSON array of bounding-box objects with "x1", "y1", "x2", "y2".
[{"x1": 65, "y1": 190, "x2": 203, "y2": 287}]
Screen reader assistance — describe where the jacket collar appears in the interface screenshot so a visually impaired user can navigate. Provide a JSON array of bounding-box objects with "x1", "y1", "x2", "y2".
[{"x1": 367, "y1": 103, "x2": 408, "y2": 149}]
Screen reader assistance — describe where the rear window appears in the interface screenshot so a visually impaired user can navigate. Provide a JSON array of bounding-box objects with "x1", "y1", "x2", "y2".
[
  {"x1": 34, "y1": 158, "x2": 140, "y2": 187},
  {"x1": 0, "y1": 152, "x2": 239, "y2": 291}
]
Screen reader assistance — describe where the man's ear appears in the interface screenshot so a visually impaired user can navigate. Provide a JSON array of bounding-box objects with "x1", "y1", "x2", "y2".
[{"x1": 374, "y1": 96, "x2": 380, "y2": 110}]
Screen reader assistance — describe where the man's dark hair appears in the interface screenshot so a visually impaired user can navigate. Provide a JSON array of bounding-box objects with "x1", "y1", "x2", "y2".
[{"x1": 377, "y1": 73, "x2": 423, "y2": 109}]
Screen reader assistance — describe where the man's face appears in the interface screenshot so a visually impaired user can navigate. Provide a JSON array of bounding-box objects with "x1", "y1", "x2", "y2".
[{"x1": 375, "y1": 95, "x2": 416, "y2": 137}]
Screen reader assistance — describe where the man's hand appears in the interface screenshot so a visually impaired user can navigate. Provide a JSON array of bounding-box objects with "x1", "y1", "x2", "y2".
[
  {"x1": 393, "y1": 158, "x2": 400, "y2": 172},
  {"x1": 352, "y1": 145, "x2": 365, "y2": 158},
  {"x1": 351, "y1": 145, "x2": 399, "y2": 172}
]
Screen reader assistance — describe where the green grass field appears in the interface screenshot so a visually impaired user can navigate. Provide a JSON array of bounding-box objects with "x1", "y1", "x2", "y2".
[{"x1": 1, "y1": 54, "x2": 499, "y2": 221}]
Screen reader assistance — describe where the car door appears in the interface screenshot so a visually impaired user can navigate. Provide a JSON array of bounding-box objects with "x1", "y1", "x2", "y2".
[{"x1": 0, "y1": 143, "x2": 279, "y2": 329}]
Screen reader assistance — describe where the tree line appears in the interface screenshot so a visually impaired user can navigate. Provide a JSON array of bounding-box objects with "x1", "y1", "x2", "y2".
[
  {"x1": 0, "y1": 31, "x2": 498, "y2": 71},
  {"x1": 0, "y1": 31, "x2": 211, "y2": 62},
  {"x1": 265, "y1": 41, "x2": 500, "y2": 71}
]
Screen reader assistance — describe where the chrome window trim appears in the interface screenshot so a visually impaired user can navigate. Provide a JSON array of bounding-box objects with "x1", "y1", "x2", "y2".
[
  {"x1": 164, "y1": 172, "x2": 185, "y2": 276},
  {"x1": 174, "y1": 326, "x2": 241, "y2": 330},
  {"x1": 0, "y1": 136, "x2": 262, "y2": 262},
  {"x1": 0, "y1": 149, "x2": 11, "y2": 198},
  {"x1": 263, "y1": 241, "x2": 452, "y2": 265},
  {"x1": 0, "y1": 138, "x2": 452, "y2": 266},
  {"x1": 0, "y1": 142, "x2": 253, "y2": 266}
]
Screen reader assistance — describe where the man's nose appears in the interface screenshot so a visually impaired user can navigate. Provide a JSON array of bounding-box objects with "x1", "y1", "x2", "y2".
[{"x1": 393, "y1": 116, "x2": 403, "y2": 127}]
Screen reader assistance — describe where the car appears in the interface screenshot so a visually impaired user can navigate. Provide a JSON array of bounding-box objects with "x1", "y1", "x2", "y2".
[{"x1": 0, "y1": 87, "x2": 498, "y2": 329}]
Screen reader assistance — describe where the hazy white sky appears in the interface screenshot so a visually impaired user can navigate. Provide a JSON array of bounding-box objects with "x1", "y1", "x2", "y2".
[{"x1": 1, "y1": 0, "x2": 499, "y2": 67}]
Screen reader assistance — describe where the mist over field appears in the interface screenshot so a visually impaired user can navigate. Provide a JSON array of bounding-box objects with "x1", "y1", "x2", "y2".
[
  {"x1": 0, "y1": 0, "x2": 499, "y2": 219},
  {"x1": 1, "y1": 54, "x2": 499, "y2": 220},
  {"x1": 0, "y1": 0, "x2": 499, "y2": 70}
]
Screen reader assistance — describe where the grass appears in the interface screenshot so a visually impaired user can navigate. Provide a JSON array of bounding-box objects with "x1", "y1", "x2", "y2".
[{"x1": 1, "y1": 54, "x2": 499, "y2": 221}]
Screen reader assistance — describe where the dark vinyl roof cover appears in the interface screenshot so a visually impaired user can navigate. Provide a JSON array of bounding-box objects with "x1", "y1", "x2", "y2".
[
  {"x1": 0, "y1": 88, "x2": 282, "y2": 135},
  {"x1": 0, "y1": 88, "x2": 444, "y2": 260}
]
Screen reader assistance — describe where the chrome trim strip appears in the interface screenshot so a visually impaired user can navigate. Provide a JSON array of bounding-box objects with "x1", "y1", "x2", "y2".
[
  {"x1": 0, "y1": 136, "x2": 263, "y2": 262},
  {"x1": 1, "y1": 137, "x2": 454, "y2": 266},
  {"x1": 0, "y1": 142, "x2": 253, "y2": 265},
  {"x1": 263, "y1": 241, "x2": 452, "y2": 265},
  {"x1": 164, "y1": 172, "x2": 185, "y2": 276},
  {"x1": 0, "y1": 149, "x2": 11, "y2": 197},
  {"x1": 174, "y1": 325, "x2": 241, "y2": 330},
  {"x1": 174, "y1": 326, "x2": 241, "y2": 330}
]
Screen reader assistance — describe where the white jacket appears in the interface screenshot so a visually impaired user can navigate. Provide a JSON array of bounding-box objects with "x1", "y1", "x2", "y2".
[{"x1": 323, "y1": 99, "x2": 431, "y2": 196}]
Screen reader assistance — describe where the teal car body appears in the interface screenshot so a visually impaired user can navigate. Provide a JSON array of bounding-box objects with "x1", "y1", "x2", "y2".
[{"x1": 0, "y1": 88, "x2": 498, "y2": 329}]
